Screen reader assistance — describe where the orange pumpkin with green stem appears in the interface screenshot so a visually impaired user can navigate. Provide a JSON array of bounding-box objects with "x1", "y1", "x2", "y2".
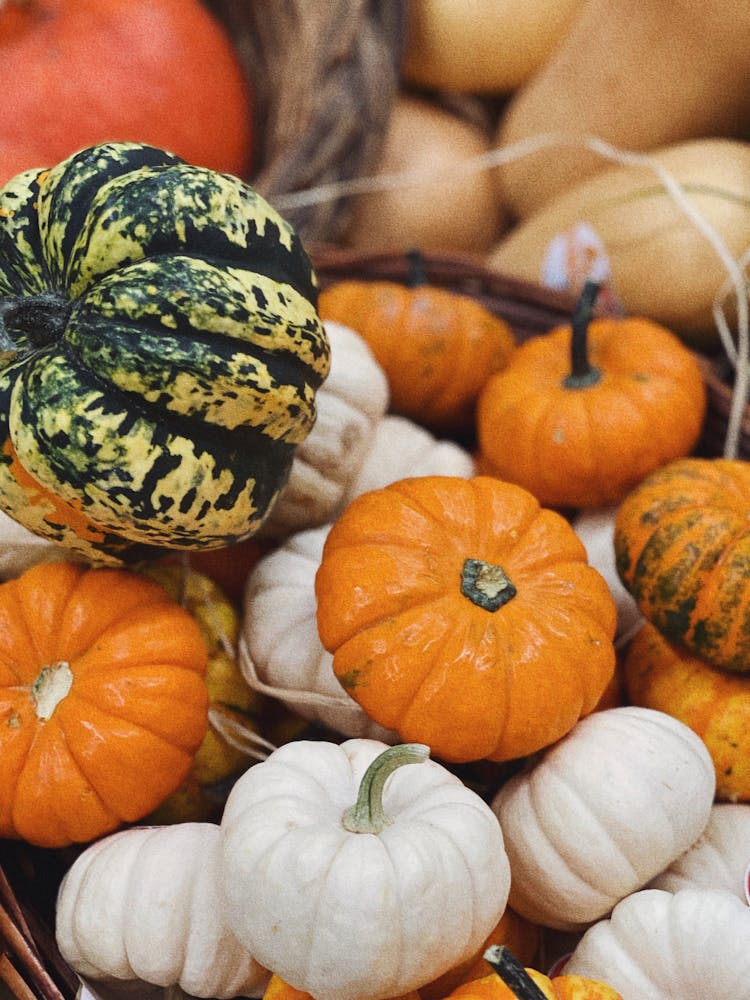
[
  {"x1": 315, "y1": 474, "x2": 617, "y2": 763},
  {"x1": 0, "y1": 560, "x2": 209, "y2": 847},
  {"x1": 476, "y1": 281, "x2": 706, "y2": 509}
]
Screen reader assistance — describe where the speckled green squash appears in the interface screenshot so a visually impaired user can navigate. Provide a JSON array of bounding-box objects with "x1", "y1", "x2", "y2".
[
  {"x1": 0, "y1": 142, "x2": 329, "y2": 564},
  {"x1": 614, "y1": 457, "x2": 750, "y2": 673}
]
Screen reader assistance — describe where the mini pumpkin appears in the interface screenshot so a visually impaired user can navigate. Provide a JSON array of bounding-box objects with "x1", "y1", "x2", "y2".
[
  {"x1": 614, "y1": 456, "x2": 750, "y2": 673},
  {"x1": 491, "y1": 706, "x2": 715, "y2": 931},
  {"x1": 317, "y1": 253, "x2": 516, "y2": 433},
  {"x1": 469, "y1": 945, "x2": 623, "y2": 1000},
  {"x1": 476, "y1": 281, "x2": 707, "y2": 508},
  {"x1": 623, "y1": 622, "x2": 750, "y2": 801},
  {"x1": 0, "y1": 560, "x2": 209, "y2": 847},
  {"x1": 315, "y1": 475, "x2": 617, "y2": 763},
  {"x1": 219, "y1": 739, "x2": 511, "y2": 1000},
  {"x1": 564, "y1": 887, "x2": 750, "y2": 998},
  {"x1": 55, "y1": 822, "x2": 268, "y2": 998},
  {"x1": 0, "y1": 141, "x2": 329, "y2": 564}
]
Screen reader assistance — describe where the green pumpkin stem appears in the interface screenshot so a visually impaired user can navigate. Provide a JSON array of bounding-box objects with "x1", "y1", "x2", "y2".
[
  {"x1": 563, "y1": 279, "x2": 602, "y2": 389},
  {"x1": 483, "y1": 945, "x2": 550, "y2": 1000},
  {"x1": 342, "y1": 743, "x2": 430, "y2": 834},
  {"x1": 0, "y1": 292, "x2": 72, "y2": 351},
  {"x1": 405, "y1": 247, "x2": 428, "y2": 288}
]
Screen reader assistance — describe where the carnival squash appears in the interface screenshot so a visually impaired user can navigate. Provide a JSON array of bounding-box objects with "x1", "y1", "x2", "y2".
[
  {"x1": 0, "y1": 560, "x2": 209, "y2": 847},
  {"x1": 315, "y1": 475, "x2": 617, "y2": 763},
  {"x1": 492, "y1": 706, "x2": 715, "y2": 931},
  {"x1": 0, "y1": 141, "x2": 329, "y2": 564},
  {"x1": 564, "y1": 887, "x2": 750, "y2": 998},
  {"x1": 476, "y1": 282, "x2": 707, "y2": 508},
  {"x1": 318, "y1": 258, "x2": 516, "y2": 434},
  {"x1": 55, "y1": 822, "x2": 268, "y2": 998},
  {"x1": 219, "y1": 739, "x2": 511, "y2": 1000},
  {"x1": 614, "y1": 457, "x2": 750, "y2": 673},
  {"x1": 623, "y1": 622, "x2": 750, "y2": 802}
]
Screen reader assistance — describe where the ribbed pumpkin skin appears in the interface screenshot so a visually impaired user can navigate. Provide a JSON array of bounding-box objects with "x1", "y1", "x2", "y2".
[
  {"x1": 614, "y1": 457, "x2": 750, "y2": 673},
  {"x1": 0, "y1": 142, "x2": 329, "y2": 563}
]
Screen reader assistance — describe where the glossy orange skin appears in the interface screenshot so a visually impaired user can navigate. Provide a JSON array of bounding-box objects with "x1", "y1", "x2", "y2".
[
  {"x1": 0, "y1": 561, "x2": 209, "y2": 847},
  {"x1": 318, "y1": 280, "x2": 516, "y2": 433},
  {"x1": 476, "y1": 316, "x2": 706, "y2": 508},
  {"x1": 624, "y1": 621, "x2": 750, "y2": 801},
  {"x1": 614, "y1": 457, "x2": 750, "y2": 673},
  {"x1": 0, "y1": 0, "x2": 252, "y2": 178},
  {"x1": 315, "y1": 475, "x2": 617, "y2": 763},
  {"x1": 445, "y1": 970, "x2": 623, "y2": 1000}
]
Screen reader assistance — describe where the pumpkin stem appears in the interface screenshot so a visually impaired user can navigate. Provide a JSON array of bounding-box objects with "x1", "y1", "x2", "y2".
[
  {"x1": 405, "y1": 248, "x2": 428, "y2": 288},
  {"x1": 563, "y1": 279, "x2": 602, "y2": 389},
  {"x1": 32, "y1": 662, "x2": 74, "y2": 721},
  {"x1": 0, "y1": 292, "x2": 73, "y2": 353},
  {"x1": 483, "y1": 946, "x2": 550, "y2": 1000},
  {"x1": 461, "y1": 558, "x2": 516, "y2": 611},
  {"x1": 342, "y1": 743, "x2": 429, "y2": 835}
]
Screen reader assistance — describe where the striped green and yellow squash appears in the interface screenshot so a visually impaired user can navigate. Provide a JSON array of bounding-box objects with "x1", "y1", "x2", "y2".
[{"x1": 0, "y1": 141, "x2": 329, "y2": 564}]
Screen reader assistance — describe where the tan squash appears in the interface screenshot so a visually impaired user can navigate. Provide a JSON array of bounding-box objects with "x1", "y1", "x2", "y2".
[
  {"x1": 494, "y1": 0, "x2": 750, "y2": 219},
  {"x1": 487, "y1": 138, "x2": 750, "y2": 350}
]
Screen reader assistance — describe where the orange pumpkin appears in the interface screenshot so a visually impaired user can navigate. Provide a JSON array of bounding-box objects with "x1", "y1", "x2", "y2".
[
  {"x1": 624, "y1": 621, "x2": 750, "y2": 802},
  {"x1": 476, "y1": 281, "x2": 707, "y2": 508},
  {"x1": 315, "y1": 475, "x2": 617, "y2": 763},
  {"x1": 0, "y1": 561, "x2": 209, "y2": 847},
  {"x1": 614, "y1": 456, "x2": 750, "y2": 673},
  {"x1": 0, "y1": 0, "x2": 253, "y2": 177},
  {"x1": 468, "y1": 946, "x2": 623, "y2": 1000},
  {"x1": 317, "y1": 256, "x2": 516, "y2": 433},
  {"x1": 263, "y1": 976, "x2": 420, "y2": 1000}
]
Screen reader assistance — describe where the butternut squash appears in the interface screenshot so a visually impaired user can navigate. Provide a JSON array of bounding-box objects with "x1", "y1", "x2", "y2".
[
  {"x1": 494, "y1": 0, "x2": 750, "y2": 220},
  {"x1": 487, "y1": 138, "x2": 750, "y2": 350},
  {"x1": 401, "y1": 0, "x2": 583, "y2": 94}
]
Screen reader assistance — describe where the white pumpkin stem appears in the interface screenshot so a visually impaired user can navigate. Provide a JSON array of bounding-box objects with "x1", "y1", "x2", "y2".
[
  {"x1": 483, "y1": 945, "x2": 549, "y2": 1000},
  {"x1": 32, "y1": 662, "x2": 73, "y2": 720},
  {"x1": 342, "y1": 743, "x2": 429, "y2": 834}
]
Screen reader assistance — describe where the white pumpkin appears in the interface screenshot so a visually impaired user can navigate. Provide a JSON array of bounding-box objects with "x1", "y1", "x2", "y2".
[
  {"x1": 339, "y1": 413, "x2": 475, "y2": 509},
  {"x1": 0, "y1": 508, "x2": 68, "y2": 579},
  {"x1": 240, "y1": 523, "x2": 397, "y2": 741},
  {"x1": 565, "y1": 887, "x2": 750, "y2": 998},
  {"x1": 259, "y1": 320, "x2": 390, "y2": 538},
  {"x1": 571, "y1": 505, "x2": 643, "y2": 646},
  {"x1": 649, "y1": 802, "x2": 750, "y2": 903},
  {"x1": 219, "y1": 739, "x2": 511, "y2": 1000},
  {"x1": 55, "y1": 822, "x2": 268, "y2": 999},
  {"x1": 492, "y1": 706, "x2": 715, "y2": 931}
]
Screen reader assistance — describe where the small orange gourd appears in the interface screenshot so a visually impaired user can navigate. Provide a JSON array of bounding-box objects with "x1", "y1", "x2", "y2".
[
  {"x1": 0, "y1": 560, "x2": 209, "y2": 847},
  {"x1": 315, "y1": 475, "x2": 617, "y2": 763},
  {"x1": 476, "y1": 281, "x2": 706, "y2": 508},
  {"x1": 318, "y1": 253, "x2": 516, "y2": 433},
  {"x1": 614, "y1": 456, "x2": 750, "y2": 673},
  {"x1": 624, "y1": 622, "x2": 750, "y2": 802}
]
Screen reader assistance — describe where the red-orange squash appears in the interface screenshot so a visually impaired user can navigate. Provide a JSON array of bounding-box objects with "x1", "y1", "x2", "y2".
[
  {"x1": 318, "y1": 262, "x2": 516, "y2": 433},
  {"x1": 0, "y1": 0, "x2": 253, "y2": 178},
  {"x1": 614, "y1": 457, "x2": 750, "y2": 673},
  {"x1": 315, "y1": 475, "x2": 617, "y2": 763},
  {"x1": 0, "y1": 561, "x2": 209, "y2": 847},
  {"x1": 476, "y1": 282, "x2": 707, "y2": 508},
  {"x1": 623, "y1": 622, "x2": 750, "y2": 802}
]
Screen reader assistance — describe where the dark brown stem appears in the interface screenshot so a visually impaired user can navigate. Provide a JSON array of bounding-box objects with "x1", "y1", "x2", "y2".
[
  {"x1": 483, "y1": 945, "x2": 550, "y2": 1000},
  {"x1": 405, "y1": 248, "x2": 428, "y2": 288},
  {"x1": 563, "y1": 279, "x2": 602, "y2": 389}
]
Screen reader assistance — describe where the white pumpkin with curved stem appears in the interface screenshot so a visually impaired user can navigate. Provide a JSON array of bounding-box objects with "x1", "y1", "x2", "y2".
[
  {"x1": 240, "y1": 523, "x2": 397, "y2": 741},
  {"x1": 218, "y1": 739, "x2": 511, "y2": 1000},
  {"x1": 649, "y1": 802, "x2": 750, "y2": 902},
  {"x1": 259, "y1": 321, "x2": 389, "y2": 538},
  {"x1": 55, "y1": 822, "x2": 268, "y2": 999},
  {"x1": 565, "y1": 887, "x2": 750, "y2": 998},
  {"x1": 491, "y1": 706, "x2": 715, "y2": 931},
  {"x1": 339, "y1": 414, "x2": 475, "y2": 509}
]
